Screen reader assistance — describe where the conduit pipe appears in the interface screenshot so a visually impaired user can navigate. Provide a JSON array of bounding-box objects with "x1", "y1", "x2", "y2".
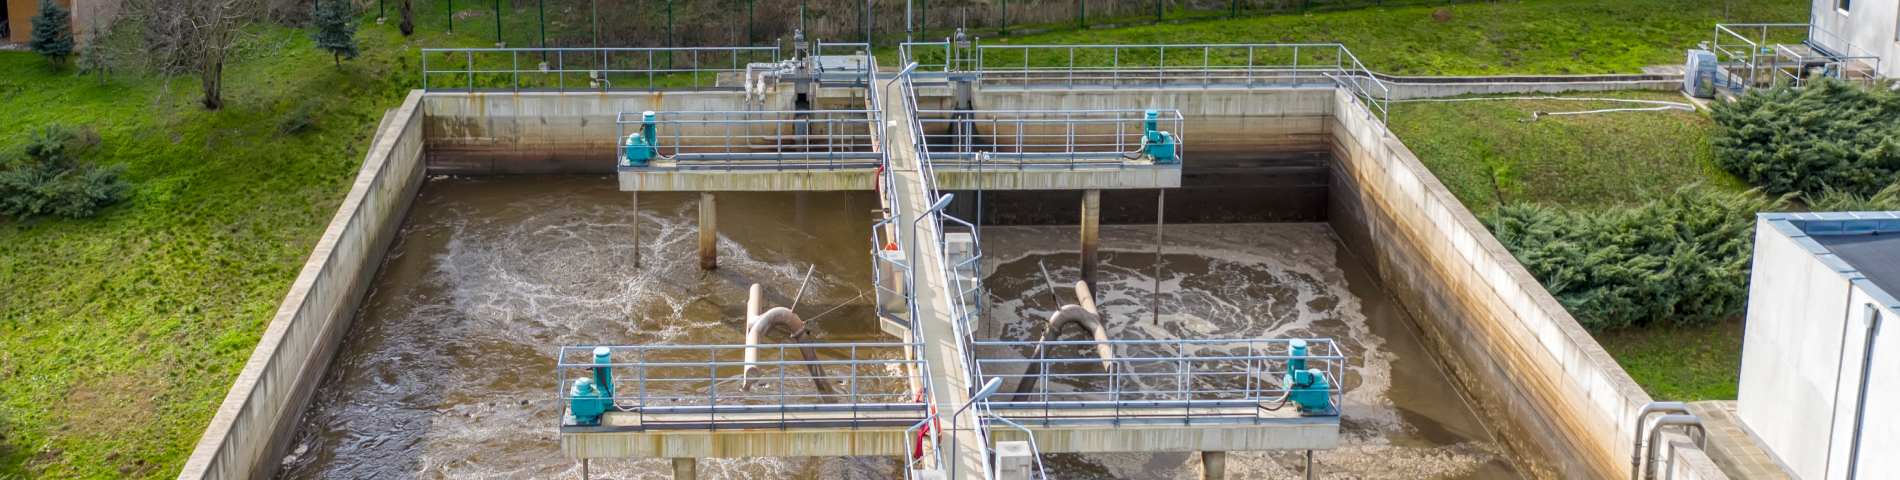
[
  {"x1": 1629, "y1": 402, "x2": 1693, "y2": 480},
  {"x1": 1642, "y1": 414, "x2": 1707, "y2": 480},
  {"x1": 740, "y1": 284, "x2": 838, "y2": 400},
  {"x1": 1011, "y1": 281, "x2": 1116, "y2": 401}
]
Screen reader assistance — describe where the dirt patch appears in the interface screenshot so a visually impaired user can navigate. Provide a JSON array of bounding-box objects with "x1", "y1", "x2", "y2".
[{"x1": 61, "y1": 373, "x2": 164, "y2": 439}]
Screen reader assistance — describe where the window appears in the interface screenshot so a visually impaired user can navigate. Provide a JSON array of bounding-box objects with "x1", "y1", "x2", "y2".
[{"x1": 1838, "y1": 0, "x2": 1851, "y2": 13}]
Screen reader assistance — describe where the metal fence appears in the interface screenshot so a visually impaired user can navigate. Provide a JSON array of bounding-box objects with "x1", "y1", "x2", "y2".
[
  {"x1": 420, "y1": 45, "x2": 782, "y2": 91},
  {"x1": 1712, "y1": 23, "x2": 1884, "y2": 91},
  {"x1": 915, "y1": 108, "x2": 1185, "y2": 164},
  {"x1": 973, "y1": 338, "x2": 1345, "y2": 425},
  {"x1": 555, "y1": 342, "x2": 929, "y2": 429},
  {"x1": 618, "y1": 110, "x2": 884, "y2": 167}
]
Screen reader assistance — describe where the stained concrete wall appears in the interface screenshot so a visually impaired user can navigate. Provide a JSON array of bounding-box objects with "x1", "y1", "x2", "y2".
[
  {"x1": 421, "y1": 91, "x2": 813, "y2": 174},
  {"x1": 176, "y1": 92, "x2": 429, "y2": 480},
  {"x1": 1324, "y1": 88, "x2": 1658, "y2": 480}
]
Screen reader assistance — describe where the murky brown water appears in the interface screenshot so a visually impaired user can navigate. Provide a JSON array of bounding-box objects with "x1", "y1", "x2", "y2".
[
  {"x1": 278, "y1": 175, "x2": 900, "y2": 479},
  {"x1": 979, "y1": 224, "x2": 1521, "y2": 480},
  {"x1": 281, "y1": 176, "x2": 1521, "y2": 480}
]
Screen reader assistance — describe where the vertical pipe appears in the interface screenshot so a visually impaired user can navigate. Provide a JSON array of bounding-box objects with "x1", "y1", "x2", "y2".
[
  {"x1": 1305, "y1": 450, "x2": 1316, "y2": 480},
  {"x1": 1152, "y1": 188, "x2": 1163, "y2": 324},
  {"x1": 700, "y1": 192, "x2": 718, "y2": 269},
  {"x1": 1202, "y1": 451, "x2": 1225, "y2": 480},
  {"x1": 1080, "y1": 189, "x2": 1100, "y2": 290},
  {"x1": 631, "y1": 192, "x2": 641, "y2": 268},
  {"x1": 1845, "y1": 305, "x2": 1882, "y2": 479},
  {"x1": 582, "y1": 459, "x2": 590, "y2": 479}
]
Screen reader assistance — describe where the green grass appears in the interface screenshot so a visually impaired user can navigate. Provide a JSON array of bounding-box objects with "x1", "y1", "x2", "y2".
[
  {"x1": 1388, "y1": 91, "x2": 1748, "y2": 216},
  {"x1": 0, "y1": 23, "x2": 486, "y2": 479},
  {"x1": 997, "y1": 0, "x2": 1807, "y2": 75},
  {"x1": 1386, "y1": 93, "x2": 1760, "y2": 401},
  {"x1": 1595, "y1": 320, "x2": 1745, "y2": 401}
]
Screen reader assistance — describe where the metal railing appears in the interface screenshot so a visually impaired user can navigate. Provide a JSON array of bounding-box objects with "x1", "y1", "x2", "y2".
[
  {"x1": 420, "y1": 45, "x2": 781, "y2": 92},
  {"x1": 974, "y1": 43, "x2": 1391, "y2": 121},
  {"x1": 618, "y1": 110, "x2": 884, "y2": 168},
  {"x1": 555, "y1": 342, "x2": 928, "y2": 430},
  {"x1": 972, "y1": 338, "x2": 1345, "y2": 426},
  {"x1": 1713, "y1": 23, "x2": 1884, "y2": 91},
  {"x1": 915, "y1": 108, "x2": 1184, "y2": 165}
]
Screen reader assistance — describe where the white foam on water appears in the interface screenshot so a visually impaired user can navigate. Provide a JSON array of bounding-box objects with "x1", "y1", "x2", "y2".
[{"x1": 980, "y1": 224, "x2": 1503, "y2": 479}]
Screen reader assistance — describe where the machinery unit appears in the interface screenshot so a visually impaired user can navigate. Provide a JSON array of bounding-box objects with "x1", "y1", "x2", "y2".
[
  {"x1": 622, "y1": 111, "x2": 657, "y2": 166},
  {"x1": 1142, "y1": 109, "x2": 1180, "y2": 163},
  {"x1": 1683, "y1": 49, "x2": 1720, "y2": 98},
  {"x1": 567, "y1": 347, "x2": 616, "y2": 425},
  {"x1": 1287, "y1": 339, "x2": 1333, "y2": 414}
]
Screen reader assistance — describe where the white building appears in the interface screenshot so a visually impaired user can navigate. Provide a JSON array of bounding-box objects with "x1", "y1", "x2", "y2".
[
  {"x1": 1737, "y1": 212, "x2": 1900, "y2": 480},
  {"x1": 1811, "y1": 0, "x2": 1900, "y2": 78}
]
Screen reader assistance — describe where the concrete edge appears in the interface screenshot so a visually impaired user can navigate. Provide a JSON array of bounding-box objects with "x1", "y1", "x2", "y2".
[
  {"x1": 175, "y1": 90, "x2": 428, "y2": 480},
  {"x1": 1662, "y1": 431, "x2": 1732, "y2": 480},
  {"x1": 1333, "y1": 86, "x2": 1653, "y2": 478}
]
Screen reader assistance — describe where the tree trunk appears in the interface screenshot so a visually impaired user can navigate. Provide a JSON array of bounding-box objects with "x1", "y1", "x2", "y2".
[
  {"x1": 335, "y1": 53, "x2": 341, "y2": 69},
  {"x1": 200, "y1": 59, "x2": 224, "y2": 110}
]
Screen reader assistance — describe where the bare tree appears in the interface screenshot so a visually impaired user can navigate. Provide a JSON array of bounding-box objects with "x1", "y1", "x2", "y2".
[{"x1": 121, "y1": 0, "x2": 258, "y2": 110}]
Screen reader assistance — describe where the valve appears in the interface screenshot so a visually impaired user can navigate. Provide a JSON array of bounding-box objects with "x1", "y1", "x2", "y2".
[{"x1": 1142, "y1": 109, "x2": 1178, "y2": 164}]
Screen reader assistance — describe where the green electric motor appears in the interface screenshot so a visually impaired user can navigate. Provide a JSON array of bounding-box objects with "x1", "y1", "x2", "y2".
[
  {"x1": 623, "y1": 111, "x2": 657, "y2": 166},
  {"x1": 1286, "y1": 339, "x2": 1333, "y2": 414},
  {"x1": 569, "y1": 347, "x2": 616, "y2": 425},
  {"x1": 1142, "y1": 109, "x2": 1178, "y2": 164}
]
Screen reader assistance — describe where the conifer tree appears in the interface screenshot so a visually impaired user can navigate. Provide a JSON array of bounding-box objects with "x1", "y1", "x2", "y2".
[
  {"x1": 28, "y1": 0, "x2": 76, "y2": 69},
  {"x1": 310, "y1": 0, "x2": 361, "y2": 69}
]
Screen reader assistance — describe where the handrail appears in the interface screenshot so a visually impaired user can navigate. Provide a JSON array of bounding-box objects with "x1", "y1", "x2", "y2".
[
  {"x1": 617, "y1": 110, "x2": 884, "y2": 168},
  {"x1": 973, "y1": 337, "x2": 1346, "y2": 423},
  {"x1": 555, "y1": 342, "x2": 928, "y2": 430},
  {"x1": 1712, "y1": 23, "x2": 1884, "y2": 91},
  {"x1": 914, "y1": 108, "x2": 1185, "y2": 164},
  {"x1": 421, "y1": 45, "x2": 781, "y2": 92}
]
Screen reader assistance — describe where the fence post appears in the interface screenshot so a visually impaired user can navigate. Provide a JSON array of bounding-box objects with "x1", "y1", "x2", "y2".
[
  {"x1": 493, "y1": 0, "x2": 501, "y2": 46},
  {"x1": 539, "y1": 0, "x2": 546, "y2": 50},
  {"x1": 1079, "y1": 0, "x2": 1086, "y2": 29},
  {"x1": 1001, "y1": 0, "x2": 1008, "y2": 36},
  {"x1": 1155, "y1": 0, "x2": 1162, "y2": 23},
  {"x1": 447, "y1": 0, "x2": 454, "y2": 34}
]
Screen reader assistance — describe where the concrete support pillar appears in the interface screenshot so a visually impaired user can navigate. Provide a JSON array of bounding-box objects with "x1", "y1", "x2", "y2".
[
  {"x1": 581, "y1": 459, "x2": 590, "y2": 480},
  {"x1": 1201, "y1": 451, "x2": 1225, "y2": 480},
  {"x1": 630, "y1": 192, "x2": 641, "y2": 269},
  {"x1": 699, "y1": 192, "x2": 717, "y2": 270},
  {"x1": 673, "y1": 457, "x2": 697, "y2": 479},
  {"x1": 1080, "y1": 189, "x2": 1101, "y2": 289},
  {"x1": 1304, "y1": 450, "x2": 1317, "y2": 480}
]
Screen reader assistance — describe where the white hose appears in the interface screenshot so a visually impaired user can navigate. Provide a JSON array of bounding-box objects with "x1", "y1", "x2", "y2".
[{"x1": 1387, "y1": 96, "x2": 1696, "y2": 122}]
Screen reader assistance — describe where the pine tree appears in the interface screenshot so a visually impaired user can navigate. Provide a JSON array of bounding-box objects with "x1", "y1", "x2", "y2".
[
  {"x1": 310, "y1": 0, "x2": 361, "y2": 69},
  {"x1": 27, "y1": 0, "x2": 76, "y2": 69}
]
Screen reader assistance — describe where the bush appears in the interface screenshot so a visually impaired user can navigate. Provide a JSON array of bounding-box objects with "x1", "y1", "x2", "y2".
[
  {"x1": 0, "y1": 124, "x2": 132, "y2": 220},
  {"x1": 1710, "y1": 77, "x2": 1900, "y2": 197},
  {"x1": 1485, "y1": 188, "x2": 1788, "y2": 331},
  {"x1": 1807, "y1": 182, "x2": 1900, "y2": 212}
]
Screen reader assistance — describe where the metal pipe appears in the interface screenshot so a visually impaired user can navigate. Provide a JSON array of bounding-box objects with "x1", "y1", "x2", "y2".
[
  {"x1": 1012, "y1": 281, "x2": 1115, "y2": 401},
  {"x1": 740, "y1": 284, "x2": 838, "y2": 399},
  {"x1": 1643, "y1": 414, "x2": 1707, "y2": 480},
  {"x1": 1630, "y1": 402, "x2": 1692, "y2": 480}
]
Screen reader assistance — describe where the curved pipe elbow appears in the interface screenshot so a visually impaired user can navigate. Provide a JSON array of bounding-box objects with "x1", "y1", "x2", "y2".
[{"x1": 742, "y1": 307, "x2": 804, "y2": 388}]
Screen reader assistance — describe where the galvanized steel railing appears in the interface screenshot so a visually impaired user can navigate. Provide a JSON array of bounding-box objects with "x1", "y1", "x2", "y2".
[
  {"x1": 555, "y1": 342, "x2": 928, "y2": 430},
  {"x1": 420, "y1": 45, "x2": 781, "y2": 91},
  {"x1": 973, "y1": 338, "x2": 1346, "y2": 426},
  {"x1": 1712, "y1": 23, "x2": 1884, "y2": 91},
  {"x1": 915, "y1": 108, "x2": 1184, "y2": 164},
  {"x1": 617, "y1": 110, "x2": 884, "y2": 167}
]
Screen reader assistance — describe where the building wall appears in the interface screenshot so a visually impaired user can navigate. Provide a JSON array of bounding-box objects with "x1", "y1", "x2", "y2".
[
  {"x1": 1810, "y1": 0, "x2": 1900, "y2": 78},
  {"x1": 1737, "y1": 213, "x2": 1900, "y2": 480}
]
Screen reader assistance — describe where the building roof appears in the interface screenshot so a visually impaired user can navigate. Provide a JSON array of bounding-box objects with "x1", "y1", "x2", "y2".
[{"x1": 1759, "y1": 212, "x2": 1900, "y2": 310}]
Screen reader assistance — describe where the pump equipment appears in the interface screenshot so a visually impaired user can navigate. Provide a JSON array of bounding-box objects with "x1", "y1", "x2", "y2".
[
  {"x1": 1142, "y1": 109, "x2": 1179, "y2": 164},
  {"x1": 622, "y1": 111, "x2": 657, "y2": 166},
  {"x1": 1286, "y1": 339, "x2": 1333, "y2": 414},
  {"x1": 567, "y1": 347, "x2": 616, "y2": 425}
]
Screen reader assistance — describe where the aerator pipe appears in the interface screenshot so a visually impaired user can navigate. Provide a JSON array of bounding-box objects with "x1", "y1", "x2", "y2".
[
  {"x1": 1630, "y1": 402, "x2": 1692, "y2": 480},
  {"x1": 1011, "y1": 281, "x2": 1115, "y2": 401},
  {"x1": 740, "y1": 284, "x2": 838, "y2": 400}
]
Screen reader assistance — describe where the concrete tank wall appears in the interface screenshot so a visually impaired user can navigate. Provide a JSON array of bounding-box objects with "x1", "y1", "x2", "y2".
[
  {"x1": 421, "y1": 91, "x2": 789, "y2": 174},
  {"x1": 177, "y1": 92, "x2": 430, "y2": 480},
  {"x1": 1323, "y1": 87, "x2": 1654, "y2": 480}
]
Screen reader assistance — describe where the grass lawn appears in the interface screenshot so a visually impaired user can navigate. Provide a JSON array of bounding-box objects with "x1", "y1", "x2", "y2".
[
  {"x1": 1595, "y1": 320, "x2": 1746, "y2": 401},
  {"x1": 1387, "y1": 93, "x2": 1753, "y2": 400},
  {"x1": 0, "y1": 23, "x2": 484, "y2": 479},
  {"x1": 1388, "y1": 91, "x2": 1748, "y2": 216},
  {"x1": 998, "y1": 0, "x2": 1809, "y2": 76}
]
